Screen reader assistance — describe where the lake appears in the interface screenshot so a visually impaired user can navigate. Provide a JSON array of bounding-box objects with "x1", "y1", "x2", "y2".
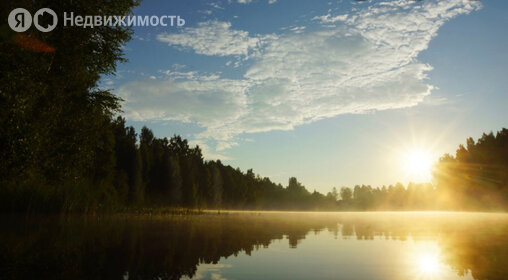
[{"x1": 1, "y1": 212, "x2": 507, "y2": 280}]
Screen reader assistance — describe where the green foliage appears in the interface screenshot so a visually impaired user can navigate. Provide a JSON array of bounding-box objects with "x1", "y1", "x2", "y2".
[
  {"x1": 335, "y1": 182, "x2": 437, "y2": 211},
  {"x1": 434, "y1": 129, "x2": 508, "y2": 210},
  {"x1": 132, "y1": 129, "x2": 341, "y2": 210},
  {"x1": 0, "y1": 0, "x2": 506, "y2": 213},
  {"x1": 333, "y1": 128, "x2": 508, "y2": 211},
  {"x1": 0, "y1": 0, "x2": 138, "y2": 212}
]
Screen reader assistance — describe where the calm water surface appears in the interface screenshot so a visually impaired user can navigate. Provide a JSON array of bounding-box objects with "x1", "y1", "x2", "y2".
[{"x1": 1, "y1": 212, "x2": 507, "y2": 280}]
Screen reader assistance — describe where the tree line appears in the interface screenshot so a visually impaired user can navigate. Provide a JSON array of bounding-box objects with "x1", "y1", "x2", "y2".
[
  {"x1": 65, "y1": 117, "x2": 341, "y2": 211},
  {"x1": 332, "y1": 182, "x2": 437, "y2": 210},
  {"x1": 333, "y1": 128, "x2": 508, "y2": 211},
  {"x1": 433, "y1": 129, "x2": 508, "y2": 210},
  {"x1": 4, "y1": 213, "x2": 506, "y2": 280},
  {"x1": 1, "y1": 0, "x2": 506, "y2": 213}
]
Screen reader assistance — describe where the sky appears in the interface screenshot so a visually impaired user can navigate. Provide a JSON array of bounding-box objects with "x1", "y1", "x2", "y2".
[{"x1": 103, "y1": 0, "x2": 508, "y2": 193}]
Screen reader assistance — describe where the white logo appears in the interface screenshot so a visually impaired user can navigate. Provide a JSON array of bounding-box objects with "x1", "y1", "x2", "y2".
[
  {"x1": 8, "y1": 8, "x2": 58, "y2": 32},
  {"x1": 34, "y1": 8, "x2": 58, "y2": 32},
  {"x1": 8, "y1": 8, "x2": 184, "y2": 31},
  {"x1": 8, "y1": 8, "x2": 32, "y2": 32}
]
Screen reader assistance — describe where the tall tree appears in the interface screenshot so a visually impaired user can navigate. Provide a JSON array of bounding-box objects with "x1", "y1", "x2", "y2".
[{"x1": 0, "y1": 0, "x2": 138, "y2": 211}]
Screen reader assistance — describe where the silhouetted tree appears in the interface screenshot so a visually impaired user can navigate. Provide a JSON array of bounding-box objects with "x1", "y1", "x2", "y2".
[
  {"x1": 340, "y1": 187, "x2": 352, "y2": 201},
  {"x1": 434, "y1": 129, "x2": 508, "y2": 210},
  {"x1": 0, "y1": 0, "x2": 138, "y2": 212}
]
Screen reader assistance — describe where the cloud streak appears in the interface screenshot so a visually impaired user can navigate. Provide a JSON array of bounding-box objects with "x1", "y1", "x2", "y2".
[{"x1": 157, "y1": 21, "x2": 264, "y2": 57}]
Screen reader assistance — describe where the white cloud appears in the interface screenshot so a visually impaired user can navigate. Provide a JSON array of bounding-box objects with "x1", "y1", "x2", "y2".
[
  {"x1": 157, "y1": 21, "x2": 262, "y2": 57},
  {"x1": 117, "y1": 72, "x2": 250, "y2": 145},
  {"x1": 289, "y1": 26, "x2": 306, "y2": 33},
  {"x1": 421, "y1": 94, "x2": 450, "y2": 106},
  {"x1": 237, "y1": 0, "x2": 277, "y2": 5},
  {"x1": 209, "y1": 2, "x2": 224, "y2": 10},
  {"x1": 120, "y1": 0, "x2": 481, "y2": 157},
  {"x1": 312, "y1": 13, "x2": 348, "y2": 23},
  {"x1": 189, "y1": 139, "x2": 233, "y2": 161}
]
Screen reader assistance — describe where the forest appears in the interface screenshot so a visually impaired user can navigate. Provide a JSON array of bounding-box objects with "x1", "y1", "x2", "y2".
[{"x1": 1, "y1": 0, "x2": 507, "y2": 213}]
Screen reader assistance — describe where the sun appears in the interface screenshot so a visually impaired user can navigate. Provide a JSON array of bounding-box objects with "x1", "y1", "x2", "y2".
[
  {"x1": 402, "y1": 148, "x2": 433, "y2": 182},
  {"x1": 407, "y1": 150, "x2": 432, "y2": 175}
]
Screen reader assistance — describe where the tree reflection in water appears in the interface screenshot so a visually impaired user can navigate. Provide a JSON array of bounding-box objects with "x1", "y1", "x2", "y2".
[{"x1": 0, "y1": 212, "x2": 506, "y2": 280}]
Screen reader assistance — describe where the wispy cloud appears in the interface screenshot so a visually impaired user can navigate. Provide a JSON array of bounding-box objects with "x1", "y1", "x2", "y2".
[
  {"x1": 157, "y1": 21, "x2": 264, "y2": 57},
  {"x1": 119, "y1": 0, "x2": 481, "y2": 158},
  {"x1": 237, "y1": 0, "x2": 277, "y2": 4},
  {"x1": 312, "y1": 13, "x2": 348, "y2": 23}
]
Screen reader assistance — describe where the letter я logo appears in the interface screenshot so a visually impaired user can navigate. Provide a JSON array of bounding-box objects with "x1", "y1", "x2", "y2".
[{"x1": 8, "y1": 8, "x2": 32, "y2": 32}]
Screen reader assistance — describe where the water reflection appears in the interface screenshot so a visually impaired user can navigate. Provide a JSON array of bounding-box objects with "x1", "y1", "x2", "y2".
[
  {"x1": 0, "y1": 212, "x2": 507, "y2": 280},
  {"x1": 417, "y1": 253, "x2": 440, "y2": 275}
]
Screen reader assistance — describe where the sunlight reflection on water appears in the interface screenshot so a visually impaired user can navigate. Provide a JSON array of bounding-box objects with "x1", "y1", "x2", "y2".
[{"x1": 1, "y1": 212, "x2": 506, "y2": 280}]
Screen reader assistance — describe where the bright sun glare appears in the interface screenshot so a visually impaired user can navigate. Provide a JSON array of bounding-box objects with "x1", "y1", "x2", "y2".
[
  {"x1": 417, "y1": 253, "x2": 441, "y2": 276},
  {"x1": 402, "y1": 148, "x2": 433, "y2": 182}
]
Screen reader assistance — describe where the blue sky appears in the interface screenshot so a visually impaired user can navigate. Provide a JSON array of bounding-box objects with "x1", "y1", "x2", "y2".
[{"x1": 104, "y1": 0, "x2": 508, "y2": 193}]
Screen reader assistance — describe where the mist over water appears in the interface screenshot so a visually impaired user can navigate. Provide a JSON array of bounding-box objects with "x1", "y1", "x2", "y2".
[{"x1": 1, "y1": 212, "x2": 507, "y2": 280}]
